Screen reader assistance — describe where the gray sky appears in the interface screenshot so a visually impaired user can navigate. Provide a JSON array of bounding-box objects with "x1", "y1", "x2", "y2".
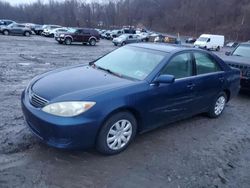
[
  {"x1": 7, "y1": 0, "x2": 98, "y2": 6},
  {"x1": 7, "y1": 0, "x2": 49, "y2": 5}
]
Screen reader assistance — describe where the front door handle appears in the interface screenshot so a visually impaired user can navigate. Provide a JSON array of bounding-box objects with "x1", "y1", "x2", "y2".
[
  {"x1": 187, "y1": 83, "x2": 195, "y2": 89},
  {"x1": 219, "y1": 77, "x2": 225, "y2": 82}
]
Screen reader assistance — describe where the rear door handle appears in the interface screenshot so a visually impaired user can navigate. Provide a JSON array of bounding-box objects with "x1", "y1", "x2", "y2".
[{"x1": 187, "y1": 83, "x2": 195, "y2": 89}]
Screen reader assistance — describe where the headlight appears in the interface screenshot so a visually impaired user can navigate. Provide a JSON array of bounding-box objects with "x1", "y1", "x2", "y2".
[
  {"x1": 60, "y1": 34, "x2": 65, "y2": 37},
  {"x1": 42, "y1": 101, "x2": 96, "y2": 117}
]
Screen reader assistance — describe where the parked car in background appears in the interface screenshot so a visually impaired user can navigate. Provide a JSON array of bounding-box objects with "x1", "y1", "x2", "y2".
[
  {"x1": 1, "y1": 23, "x2": 32, "y2": 36},
  {"x1": 123, "y1": 27, "x2": 136, "y2": 34},
  {"x1": 136, "y1": 32, "x2": 150, "y2": 42},
  {"x1": 44, "y1": 27, "x2": 69, "y2": 38},
  {"x1": 194, "y1": 34, "x2": 225, "y2": 51},
  {"x1": 111, "y1": 30, "x2": 124, "y2": 39},
  {"x1": 226, "y1": 42, "x2": 239, "y2": 48},
  {"x1": 22, "y1": 43, "x2": 240, "y2": 155},
  {"x1": 186, "y1": 37, "x2": 196, "y2": 43},
  {"x1": 112, "y1": 34, "x2": 141, "y2": 46},
  {"x1": 42, "y1": 25, "x2": 62, "y2": 36},
  {"x1": 223, "y1": 42, "x2": 250, "y2": 91},
  {"x1": 34, "y1": 25, "x2": 46, "y2": 35},
  {"x1": 101, "y1": 30, "x2": 112, "y2": 40},
  {"x1": 55, "y1": 28, "x2": 100, "y2": 46}
]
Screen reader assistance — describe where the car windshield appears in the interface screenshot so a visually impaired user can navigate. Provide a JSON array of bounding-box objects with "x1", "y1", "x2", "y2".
[
  {"x1": 7, "y1": 23, "x2": 15, "y2": 27},
  {"x1": 68, "y1": 28, "x2": 77, "y2": 33},
  {"x1": 94, "y1": 46, "x2": 166, "y2": 80},
  {"x1": 197, "y1": 37, "x2": 209, "y2": 42},
  {"x1": 232, "y1": 45, "x2": 250, "y2": 58}
]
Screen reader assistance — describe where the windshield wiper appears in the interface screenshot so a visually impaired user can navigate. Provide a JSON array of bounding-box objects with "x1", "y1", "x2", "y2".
[
  {"x1": 233, "y1": 54, "x2": 242, "y2": 57},
  {"x1": 94, "y1": 64, "x2": 123, "y2": 78}
]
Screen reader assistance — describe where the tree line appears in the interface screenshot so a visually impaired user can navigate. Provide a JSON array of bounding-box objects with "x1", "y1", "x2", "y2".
[{"x1": 0, "y1": 0, "x2": 250, "y2": 41}]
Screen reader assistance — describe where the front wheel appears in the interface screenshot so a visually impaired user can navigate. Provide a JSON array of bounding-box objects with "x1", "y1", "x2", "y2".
[
  {"x1": 89, "y1": 38, "x2": 96, "y2": 46},
  {"x1": 64, "y1": 38, "x2": 72, "y2": 45},
  {"x1": 3, "y1": 30, "x2": 9, "y2": 35},
  {"x1": 208, "y1": 92, "x2": 227, "y2": 118},
  {"x1": 216, "y1": 46, "x2": 220, "y2": 51},
  {"x1": 96, "y1": 112, "x2": 137, "y2": 155}
]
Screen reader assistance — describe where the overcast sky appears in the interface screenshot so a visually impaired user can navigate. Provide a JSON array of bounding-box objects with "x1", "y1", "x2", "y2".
[{"x1": 6, "y1": 0, "x2": 97, "y2": 6}]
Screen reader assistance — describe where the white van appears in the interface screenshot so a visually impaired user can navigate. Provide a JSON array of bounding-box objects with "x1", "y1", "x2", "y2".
[{"x1": 194, "y1": 34, "x2": 225, "y2": 51}]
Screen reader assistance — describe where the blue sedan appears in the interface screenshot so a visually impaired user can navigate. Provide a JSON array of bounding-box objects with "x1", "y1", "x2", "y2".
[{"x1": 22, "y1": 43, "x2": 240, "y2": 155}]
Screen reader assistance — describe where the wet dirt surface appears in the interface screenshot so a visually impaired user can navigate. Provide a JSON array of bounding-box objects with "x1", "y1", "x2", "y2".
[{"x1": 0, "y1": 35, "x2": 250, "y2": 188}]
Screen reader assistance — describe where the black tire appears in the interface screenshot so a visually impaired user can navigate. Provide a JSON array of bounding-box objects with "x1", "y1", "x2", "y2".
[
  {"x1": 58, "y1": 41, "x2": 63, "y2": 44},
  {"x1": 3, "y1": 30, "x2": 9, "y2": 35},
  {"x1": 38, "y1": 30, "x2": 43, "y2": 35},
  {"x1": 89, "y1": 38, "x2": 96, "y2": 46},
  {"x1": 24, "y1": 31, "x2": 30, "y2": 37},
  {"x1": 114, "y1": 43, "x2": 117, "y2": 46},
  {"x1": 64, "y1": 38, "x2": 72, "y2": 45},
  {"x1": 207, "y1": 92, "x2": 227, "y2": 118},
  {"x1": 216, "y1": 46, "x2": 220, "y2": 51},
  {"x1": 121, "y1": 42, "x2": 126, "y2": 46},
  {"x1": 96, "y1": 111, "x2": 137, "y2": 155}
]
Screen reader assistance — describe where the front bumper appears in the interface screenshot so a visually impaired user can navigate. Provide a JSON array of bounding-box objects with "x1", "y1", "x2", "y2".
[
  {"x1": 55, "y1": 37, "x2": 65, "y2": 42},
  {"x1": 21, "y1": 91, "x2": 101, "y2": 149},
  {"x1": 241, "y1": 78, "x2": 250, "y2": 91},
  {"x1": 113, "y1": 41, "x2": 121, "y2": 45}
]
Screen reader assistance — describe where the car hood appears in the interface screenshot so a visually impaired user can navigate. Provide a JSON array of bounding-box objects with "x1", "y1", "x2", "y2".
[
  {"x1": 194, "y1": 41, "x2": 206, "y2": 46},
  {"x1": 31, "y1": 65, "x2": 134, "y2": 102}
]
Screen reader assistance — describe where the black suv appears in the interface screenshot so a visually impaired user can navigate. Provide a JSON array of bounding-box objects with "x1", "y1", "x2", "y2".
[
  {"x1": 223, "y1": 42, "x2": 250, "y2": 91},
  {"x1": 55, "y1": 28, "x2": 100, "y2": 46}
]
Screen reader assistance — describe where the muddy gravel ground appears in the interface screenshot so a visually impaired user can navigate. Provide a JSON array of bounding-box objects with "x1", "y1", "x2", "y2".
[{"x1": 0, "y1": 35, "x2": 250, "y2": 188}]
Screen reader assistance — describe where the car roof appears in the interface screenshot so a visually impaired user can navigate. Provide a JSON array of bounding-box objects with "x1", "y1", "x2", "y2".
[{"x1": 128, "y1": 43, "x2": 188, "y2": 53}]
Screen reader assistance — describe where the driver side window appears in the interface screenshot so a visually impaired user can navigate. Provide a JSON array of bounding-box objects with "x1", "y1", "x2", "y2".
[{"x1": 161, "y1": 53, "x2": 193, "y2": 79}]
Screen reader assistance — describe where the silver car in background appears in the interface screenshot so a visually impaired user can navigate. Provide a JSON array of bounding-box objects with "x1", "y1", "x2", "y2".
[
  {"x1": 112, "y1": 34, "x2": 141, "y2": 46},
  {"x1": 1, "y1": 23, "x2": 32, "y2": 36}
]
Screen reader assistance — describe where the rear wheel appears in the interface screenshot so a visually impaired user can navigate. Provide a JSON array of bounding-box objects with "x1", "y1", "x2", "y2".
[
  {"x1": 89, "y1": 38, "x2": 96, "y2": 46},
  {"x1": 216, "y1": 46, "x2": 220, "y2": 51},
  {"x1": 208, "y1": 92, "x2": 227, "y2": 118},
  {"x1": 96, "y1": 111, "x2": 137, "y2": 155},
  {"x1": 64, "y1": 38, "x2": 72, "y2": 45},
  {"x1": 3, "y1": 30, "x2": 9, "y2": 35},
  {"x1": 121, "y1": 42, "x2": 126, "y2": 46}
]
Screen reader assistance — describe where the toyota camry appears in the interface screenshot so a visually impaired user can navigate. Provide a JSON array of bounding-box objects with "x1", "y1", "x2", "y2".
[{"x1": 22, "y1": 43, "x2": 240, "y2": 155}]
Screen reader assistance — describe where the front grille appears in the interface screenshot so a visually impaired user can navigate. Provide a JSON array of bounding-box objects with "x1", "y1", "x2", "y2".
[
  {"x1": 30, "y1": 92, "x2": 48, "y2": 108},
  {"x1": 228, "y1": 63, "x2": 250, "y2": 78}
]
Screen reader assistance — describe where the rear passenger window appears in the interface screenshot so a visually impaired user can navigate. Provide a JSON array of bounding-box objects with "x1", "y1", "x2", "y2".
[
  {"x1": 82, "y1": 29, "x2": 90, "y2": 34},
  {"x1": 194, "y1": 52, "x2": 221, "y2": 75},
  {"x1": 161, "y1": 53, "x2": 193, "y2": 79}
]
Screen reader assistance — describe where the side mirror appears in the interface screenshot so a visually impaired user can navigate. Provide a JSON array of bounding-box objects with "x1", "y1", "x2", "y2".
[
  {"x1": 225, "y1": 51, "x2": 231, "y2": 56},
  {"x1": 154, "y1": 74, "x2": 175, "y2": 84}
]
